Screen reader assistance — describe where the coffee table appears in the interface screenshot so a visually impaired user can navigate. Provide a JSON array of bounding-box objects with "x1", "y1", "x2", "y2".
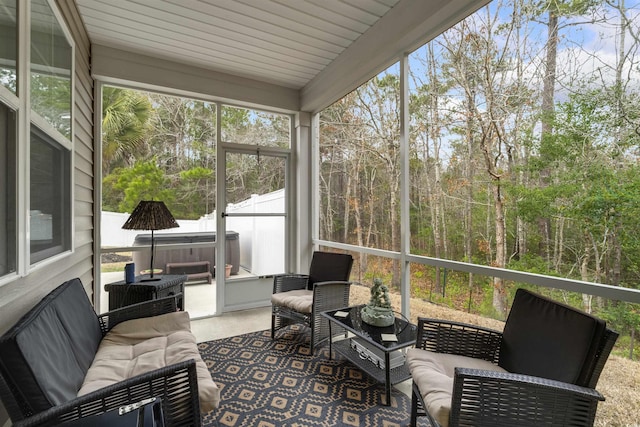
[{"x1": 322, "y1": 304, "x2": 417, "y2": 405}]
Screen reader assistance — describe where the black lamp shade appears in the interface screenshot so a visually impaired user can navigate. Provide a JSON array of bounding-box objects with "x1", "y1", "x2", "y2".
[
  {"x1": 122, "y1": 201, "x2": 179, "y2": 231},
  {"x1": 122, "y1": 201, "x2": 179, "y2": 280}
]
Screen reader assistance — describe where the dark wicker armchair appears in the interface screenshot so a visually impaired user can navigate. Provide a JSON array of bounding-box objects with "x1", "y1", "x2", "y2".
[
  {"x1": 271, "y1": 251, "x2": 353, "y2": 352},
  {"x1": 408, "y1": 288, "x2": 618, "y2": 427}
]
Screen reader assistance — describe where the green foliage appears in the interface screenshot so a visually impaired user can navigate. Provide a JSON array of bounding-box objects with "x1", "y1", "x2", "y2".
[
  {"x1": 221, "y1": 105, "x2": 250, "y2": 140},
  {"x1": 601, "y1": 302, "x2": 640, "y2": 335},
  {"x1": 507, "y1": 254, "x2": 556, "y2": 276},
  {"x1": 102, "y1": 87, "x2": 152, "y2": 173},
  {"x1": 174, "y1": 167, "x2": 215, "y2": 219},
  {"x1": 600, "y1": 302, "x2": 640, "y2": 359},
  {"x1": 113, "y1": 161, "x2": 174, "y2": 213},
  {"x1": 180, "y1": 167, "x2": 213, "y2": 181},
  {"x1": 101, "y1": 88, "x2": 293, "y2": 222},
  {"x1": 101, "y1": 172, "x2": 123, "y2": 212},
  {"x1": 30, "y1": 74, "x2": 71, "y2": 138},
  {"x1": 0, "y1": 70, "x2": 16, "y2": 93}
]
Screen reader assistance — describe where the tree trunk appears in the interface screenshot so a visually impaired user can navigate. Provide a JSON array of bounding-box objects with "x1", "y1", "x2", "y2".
[
  {"x1": 538, "y1": 11, "x2": 559, "y2": 265},
  {"x1": 465, "y1": 90, "x2": 475, "y2": 304},
  {"x1": 554, "y1": 216, "x2": 565, "y2": 272},
  {"x1": 343, "y1": 171, "x2": 351, "y2": 243},
  {"x1": 427, "y1": 44, "x2": 445, "y2": 293},
  {"x1": 479, "y1": 127, "x2": 507, "y2": 315},
  {"x1": 581, "y1": 235, "x2": 592, "y2": 313},
  {"x1": 491, "y1": 181, "x2": 507, "y2": 316}
]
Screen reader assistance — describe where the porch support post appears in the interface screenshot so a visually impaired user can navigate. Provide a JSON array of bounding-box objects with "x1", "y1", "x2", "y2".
[
  {"x1": 296, "y1": 112, "x2": 313, "y2": 272},
  {"x1": 399, "y1": 53, "x2": 411, "y2": 317}
]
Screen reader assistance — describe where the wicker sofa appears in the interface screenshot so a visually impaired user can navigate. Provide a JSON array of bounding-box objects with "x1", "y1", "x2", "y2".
[{"x1": 0, "y1": 278, "x2": 219, "y2": 426}]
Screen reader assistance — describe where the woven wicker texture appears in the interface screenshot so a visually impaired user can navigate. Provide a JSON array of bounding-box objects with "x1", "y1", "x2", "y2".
[
  {"x1": 12, "y1": 360, "x2": 200, "y2": 427},
  {"x1": 3, "y1": 295, "x2": 200, "y2": 427},
  {"x1": 409, "y1": 289, "x2": 619, "y2": 427},
  {"x1": 271, "y1": 251, "x2": 353, "y2": 352}
]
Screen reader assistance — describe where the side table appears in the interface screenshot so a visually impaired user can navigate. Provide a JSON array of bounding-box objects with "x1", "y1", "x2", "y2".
[{"x1": 105, "y1": 274, "x2": 187, "y2": 310}]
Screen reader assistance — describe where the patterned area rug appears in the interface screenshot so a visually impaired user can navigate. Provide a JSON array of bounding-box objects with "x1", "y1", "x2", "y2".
[{"x1": 198, "y1": 327, "x2": 414, "y2": 427}]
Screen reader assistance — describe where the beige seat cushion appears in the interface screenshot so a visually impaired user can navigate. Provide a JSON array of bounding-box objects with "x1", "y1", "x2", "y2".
[
  {"x1": 407, "y1": 348, "x2": 506, "y2": 427},
  {"x1": 78, "y1": 311, "x2": 220, "y2": 412},
  {"x1": 271, "y1": 289, "x2": 313, "y2": 313}
]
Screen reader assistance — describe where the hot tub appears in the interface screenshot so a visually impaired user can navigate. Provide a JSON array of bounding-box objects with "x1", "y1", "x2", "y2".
[{"x1": 132, "y1": 231, "x2": 240, "y2": 277}]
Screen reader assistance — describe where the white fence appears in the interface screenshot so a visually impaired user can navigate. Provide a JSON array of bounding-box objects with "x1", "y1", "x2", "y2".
[{"x1": 101, "y1": 189, "x2": 285, "y2": 276}]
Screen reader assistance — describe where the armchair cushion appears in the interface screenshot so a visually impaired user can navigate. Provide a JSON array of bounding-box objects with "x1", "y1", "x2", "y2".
[
  {"x1": 270, "y1": 289, "x2": 313, "y2": 314},
  {"x1": 78, "y1": 311, "x2": 220, "y2": 412},
  {"x1": 407, "y1": 348, "x2": 506, "y2": 427},
  {"x1": 499, "y1": 289, "x2": 606, "y2": 386},
  {"x1": 271, "y1": 251, "x2": 353, "y2": 352},
  {"x1": 306, "y1": 252, "x2": 353, "y2": 290},
  {"x1": 0, "y1": 279, "x2": 103, "y2": 412}
]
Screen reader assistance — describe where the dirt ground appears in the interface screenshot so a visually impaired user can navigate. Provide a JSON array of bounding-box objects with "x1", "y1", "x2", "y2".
[{"x1": 350, "y1": 284, "x2": 640, "y2": 426}]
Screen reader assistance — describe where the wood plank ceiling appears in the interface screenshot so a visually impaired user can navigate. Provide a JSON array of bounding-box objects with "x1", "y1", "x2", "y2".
[{"x1": 75, "y1": 0, "x2": 401, "y2": 90}]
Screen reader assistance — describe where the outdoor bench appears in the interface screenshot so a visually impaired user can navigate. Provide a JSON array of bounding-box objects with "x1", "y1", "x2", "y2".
[{"x1": 0, "y1": 278, "x2": 219, "y2": 426}]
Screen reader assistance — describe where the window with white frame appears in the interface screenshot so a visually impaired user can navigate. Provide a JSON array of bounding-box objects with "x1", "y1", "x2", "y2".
[
  {"x1": 29, "y1": 125, "x2": 71, "y2": 263},
  {"x1": 0, "y1": 0, "x2": 18, "y2": 278},
  {"x1": 0, "y1": 0, "x2": 17, "y2": 94},
  {"x1": 0, "y1": 102, "x2": 17, "y2": 277},
  {"x1": 28, "y1": 0, "x2": 72, "y2": 265},
  {"x1": 0, "y1": 0, "x2": 73, "y2": 278}
]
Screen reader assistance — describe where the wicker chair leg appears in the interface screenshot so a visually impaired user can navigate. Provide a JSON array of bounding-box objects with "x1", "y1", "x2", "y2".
[
  {"x1": 310, "y1": 328, "x2": 315, "y2": 353},
  {"x1": 271, "y1": 312, "x2": 276, "y2": 338},
  {"x1": 410, "y1": 382, "x2": 431, "y2": 427},
  {"x1": 409, "y1": 389, "x2": 418, "y2": 427},
  {"x1": 410, "y1": 391, "x2": 418, "y2": 427}
]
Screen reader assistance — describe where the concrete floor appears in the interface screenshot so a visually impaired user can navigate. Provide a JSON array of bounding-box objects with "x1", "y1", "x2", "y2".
[{"x1": 190, "y1": 305, "x2": 271, "y2": 342}]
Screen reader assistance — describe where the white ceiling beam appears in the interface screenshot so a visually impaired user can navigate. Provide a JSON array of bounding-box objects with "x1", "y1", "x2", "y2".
[{"x1": 92, "y1": 44, "x2": 300, "y2": 112}]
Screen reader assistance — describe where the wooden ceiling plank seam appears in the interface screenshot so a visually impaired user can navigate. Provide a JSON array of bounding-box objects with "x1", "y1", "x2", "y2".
[
  {"x1": 304, "y1": 0, "x2": 386, "y2": 24},
  {"x1": 162, "y1": 0, "x2": 352, "y2": 50},
  {"x1": 77, "y1": 0, "x2": 340, "y2": 58},
  {"x1": 375, "y1": 0, "x2": 400, "y2": 7},
  {"x1": 80, "y1": 10, "x2": 329, "y2": 72},
  {"x1": 85, "y1": 28, "x2": 314, "y2": 86},
  {"x1": 118, "y1": 0, "x2": 345, "y2": 56},
  {"x1": 94, "y1": 42, "x2": 309, "y2": 90},
  {"x1": 333, "y1": 0, "x2": 392, "y2": 17},
  {"x1": 84, "y1": 25, "x2": 316, "y2": 83},
  {"x1": 79, "y1": 1, "x2": 337, "y2": 64},
  {"x1": 241, "y1": 0, "x2": 371, "y2": 36}
]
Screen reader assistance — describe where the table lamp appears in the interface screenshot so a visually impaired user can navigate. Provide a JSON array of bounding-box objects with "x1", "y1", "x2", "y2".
[{"x1": 122, "y1": 200, "x2": 179, "y2": 281}]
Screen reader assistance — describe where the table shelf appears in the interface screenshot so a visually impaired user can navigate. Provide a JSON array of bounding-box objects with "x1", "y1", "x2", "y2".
[{"x1": 332, "y1": 339, "x2": 411, "y2": 385}]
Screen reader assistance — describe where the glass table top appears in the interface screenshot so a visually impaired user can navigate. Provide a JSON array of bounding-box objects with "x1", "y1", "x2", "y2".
[{"x1": 323, "y1": 304, "x2": 417, "y2": 351}]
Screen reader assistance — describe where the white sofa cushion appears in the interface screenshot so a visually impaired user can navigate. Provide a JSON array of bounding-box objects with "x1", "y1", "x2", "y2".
[
  {"x1": 78, "y1": 311, "x2": 220, "y2": 412},
  {"x1": 271, "y1": 289, "x2": 313, "y2": 313},
  {"x1": 407, "y1": 348, "x2": 506, "y2": 427}
]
